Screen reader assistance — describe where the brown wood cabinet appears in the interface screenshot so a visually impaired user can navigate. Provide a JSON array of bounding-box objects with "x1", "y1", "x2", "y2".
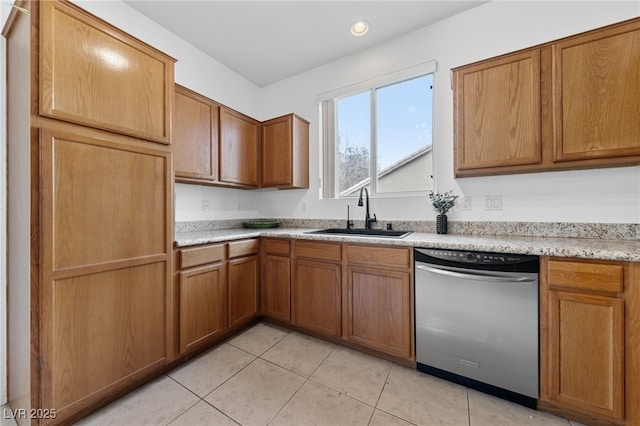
[
  {"x1": 176, "y1": 239, "x2": 260, "y2": 354},
  {"x1": 454, "y1": 49, "x2": 542, "y2": 173},
  {"x1": 219, "y1": 106, "x2": 260, "y2": 187},
  {"x1": 345, "y1": 245, "x2": 413, "y2": 359},
  {"x1": 552, "y1": 21, "x2": 640, "y2": 163},
  {"x1": 261, "y1": 114, "x2": 309, "y2": 189},
  {"x1": 174, "y1": 85, "x2": 219, "y2": 182},
  {"x1": 453, "y1": 17, "x2": 640, "y2": 177},
  {"x1": 260, "y1": 239, "x2": 414, "y2": 362},
  {"x1": 39, "y1": 0, "x2": 174, "y2": 144},
  {"x1": 228, "y1": 239, "x2": 261, "y2": 328},
  {"x1": 178, "y1": 244, "x2": 227, "y2": 353},
  {"x1": 292, "y1": 241, "x2": 342, "y2": 337},
  {"x1": 261, "y1": 239, "x2": 292, "y2": 321},
  {"x1": 5, "y1": 1, "x2": 176, "y2": 424},
  {"x1": 540, "y1": 258, "x2": 626, "y2": 424},
  {"x1": 39, "y1": 130, "x2": 173, "y2": 421},
  {"x1": 173, "y1": 85, "x2": 309, "y2": 190}
]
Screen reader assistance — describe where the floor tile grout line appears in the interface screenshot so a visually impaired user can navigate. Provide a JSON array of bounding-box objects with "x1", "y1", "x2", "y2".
[
  {"x1": 265, "y1": 336, "x2": 337, "y2": 425},
  {"x1": 306, "y1": 339, "x2": 338, "y2": 378},
  {"x1": 365, "y1": 360, "x2": 395, "y2": 426},
  {"x1": 372, "y1": 361, "x2": 394, "y2": 410},
  {"x1": 199, "y1": 351, "x2": 261, "y2": 401},
  {"x1": 225, "y1": 323, "x2": 292, "y2": 357},
  {"x1": 265, "y1": 376, "x2": 307, "y2": 426},
  {"x1": 256, "y1": 356, "x2": 310, "y2": 381},
  {"x1": 198, "y1": 399, "x2": 243, "y2": 426}
]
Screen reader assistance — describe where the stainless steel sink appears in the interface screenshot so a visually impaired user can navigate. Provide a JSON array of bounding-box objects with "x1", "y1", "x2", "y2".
[{"x1": 305, "y1": 228, "x2": 413, "y2": 239}]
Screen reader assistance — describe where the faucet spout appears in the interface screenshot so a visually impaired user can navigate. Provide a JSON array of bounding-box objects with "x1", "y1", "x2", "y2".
[{"x1": 357, "y1": 188, "x2": 377, "y2": 229}]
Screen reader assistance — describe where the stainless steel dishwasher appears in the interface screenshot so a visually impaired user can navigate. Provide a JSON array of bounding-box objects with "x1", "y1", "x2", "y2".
[{"x1": 414, "y1": 247, "x2": 539, "y2": 408}]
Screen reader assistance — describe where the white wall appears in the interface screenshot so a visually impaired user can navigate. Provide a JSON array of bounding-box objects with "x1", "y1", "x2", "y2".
[
  {"x1": 259, "y1": 1, "x2": 640, "y2": 224},
  {"x1": 0, "y1": 0, "x2": 9, "y2": 407}
]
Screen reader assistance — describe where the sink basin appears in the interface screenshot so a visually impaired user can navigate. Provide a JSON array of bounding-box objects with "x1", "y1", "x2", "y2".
[{"x1": 305, "y1": 228, "x2": 413, "y2": 239}]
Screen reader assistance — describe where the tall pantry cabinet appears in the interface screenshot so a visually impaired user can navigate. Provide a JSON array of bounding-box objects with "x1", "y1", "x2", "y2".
[{"x1": 4, "y1": 1, "x2": 175, "y2": 424}]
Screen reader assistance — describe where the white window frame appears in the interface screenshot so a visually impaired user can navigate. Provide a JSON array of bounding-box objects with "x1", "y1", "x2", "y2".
[{"x1": 318, "y1": 60, "x2": 437, "y2": 199}]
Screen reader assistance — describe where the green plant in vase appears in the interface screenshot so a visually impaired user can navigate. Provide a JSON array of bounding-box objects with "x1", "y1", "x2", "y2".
[{"x1": 428, "y1": 190, "x2": 459, "y2": 234}]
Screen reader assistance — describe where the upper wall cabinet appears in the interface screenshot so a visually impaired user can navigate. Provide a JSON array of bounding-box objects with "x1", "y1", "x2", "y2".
[
  {"x1": 553, "y1": 21, "x2": 640, "y2": 162},
  {"x1": 173, "y1": 84, "x2": 310, "y2": 190},
  {"x1": 174, "y1": 85, "x2": 219, "y2": 182},
  {"x1": 453, "y1": 17, "x2": 640, "y2": 177},
  {"x1": 453, "y1": 50, "x2": 542, "y2": 173},
  {"x1": 219, "y1": 107, "x2": 260, "y2": 187},
  {"x1": 262, "y1": 114, "x2": 310, "y2": 189},
  {"x1": 39, "y1": 0, "x2": 175, "y2": 144}
]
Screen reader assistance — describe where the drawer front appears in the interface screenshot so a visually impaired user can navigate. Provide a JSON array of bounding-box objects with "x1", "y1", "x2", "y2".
[
  {"x1": 180, "y1": 244, "x2": 225, "y2": 269},
  {"x1": 547, "y1": 259, "x2": 624, "y2": 293},
  {"x1": 263, "y1": 238, "x2": 290, "y2": 256},
  {"x1": 228, "y1": 239, "x2": 259, "y2": 259},
  {"x1": 295, "y1": 241, "x2": 341, "y2": 262},
  {"x1": 347, "y1": 245, "x2": 411, "y2": 269}
]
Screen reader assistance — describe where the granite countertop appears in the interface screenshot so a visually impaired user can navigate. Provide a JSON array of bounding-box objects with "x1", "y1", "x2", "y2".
[{"x1": 174, "y1": 228, "x2": 640, "y2": 262}]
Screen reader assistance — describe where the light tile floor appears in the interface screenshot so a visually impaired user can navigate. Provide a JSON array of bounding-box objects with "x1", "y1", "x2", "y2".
[{"x1": 4, "y1": 322, "x2": 587, "y2": 426}]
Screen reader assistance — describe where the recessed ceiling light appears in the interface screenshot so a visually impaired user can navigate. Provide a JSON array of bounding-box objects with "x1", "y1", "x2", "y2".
[{"x1": 350, "y1": 20, "x2": 369, "y2": 37}]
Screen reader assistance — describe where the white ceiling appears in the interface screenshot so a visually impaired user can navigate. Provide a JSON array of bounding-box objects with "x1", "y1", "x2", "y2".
[{"x1": 124, "y1": 1, "x2": 487, "y2": 87}]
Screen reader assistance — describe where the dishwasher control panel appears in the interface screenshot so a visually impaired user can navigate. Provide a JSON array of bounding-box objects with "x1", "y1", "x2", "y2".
[{"x1": 414, "y1": 248, "x2": 539, "y2": 272}]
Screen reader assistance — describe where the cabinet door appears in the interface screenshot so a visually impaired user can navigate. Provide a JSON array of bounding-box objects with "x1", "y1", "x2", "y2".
[
  {"x1": 262, "y1": 254, "x2": 291, "y2": 321},
  {"x1": 174, "y1": 85, "x2": 219, "y2": 181},
  {"x1": 553, "y1": 21, "x2": 640, "y2": 162},
  {"x1": 346, "y1": 266, "x2": 412, "y2": 359},
  {"x1": 547, "y1": 290, "x2": 624, "y2": 421},
  {"x1": 261, "y1": 114, "x2": 309, "y2": 189},
  {"x1": 453, "y1": 49, "x2": 541, "y2": 175},
  {"x1": 219, "y1": 107, "x2": 259, "y2": 187},
  {"x1": 39, "y1": 129, "x2": 172, "y2": 420},
  {"x1": 228, "y1": 255, "x2": 260, "y2": 328},
  {"x1": 39, "y1": 0, "x2": 174, "y2": 143},
  {"x1": 179, "y1": 263, "x2": 228, "y2": 354},
  {"x1": 293, "y1": 259, "x2": 341, "y2": 337}
]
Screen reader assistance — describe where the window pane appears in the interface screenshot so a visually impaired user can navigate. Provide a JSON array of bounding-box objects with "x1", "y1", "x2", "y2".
[
  {"x1": 336, "y1": 91, "x2": 370, "y2": 196},
  {"x1": 376, "y1": 74, "x2": 433, "y2": 193}
]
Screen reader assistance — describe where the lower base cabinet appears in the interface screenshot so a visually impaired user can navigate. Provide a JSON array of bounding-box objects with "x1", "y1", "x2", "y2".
[
  {"x1": 345, "y1": 245, "x2": 413, "y2": 360},
  {"x1": 260, "y1": 239, "x2": 414, "y2": 362},
  {"x1": 228, "y1": 239, "x2": 261, "y2": 328},
  {"x1": 262, "y1": 239, "x2": 292, "y2": 321},
  {"x1": 346, "y1": 265, "x2": 412, "y2": 359},
  {"x1": 293, "y1": 241, "x2": 342, "y2": 337},
  {"x1": 177, "y1": 239, "x2": 260, "y2": 355},
  {"x1": 178, "y1": 245, "x2": 228, "y2": 353},
  {"x1": 540, "y1": 257, "x2": 629, "y2": 424}
]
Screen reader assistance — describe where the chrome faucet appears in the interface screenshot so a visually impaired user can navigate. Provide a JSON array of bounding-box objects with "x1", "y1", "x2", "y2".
[{"x1": 357, "y1": 187, "x2": 377, "y2": 229}]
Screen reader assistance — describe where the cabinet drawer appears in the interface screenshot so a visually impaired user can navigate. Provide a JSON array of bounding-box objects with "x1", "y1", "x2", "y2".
[
  {"x1": 180, "y1": 244, "x2": 225, "y2": 269},
  {"x1": 295, "y1": 241, "x2": 341, "y2": 262},
  {"x1": 263, "y1": 238, "x2": 290, "y2": 256},
  {"x1": 228, "y1": 239, "x2": 259, "y2": 259},
  {"x1": 547, "y1": 259, "x2": 624, "y2": 293},
  {"x1": 347, "y1": 245, "x2": 411, "y2": 269}
]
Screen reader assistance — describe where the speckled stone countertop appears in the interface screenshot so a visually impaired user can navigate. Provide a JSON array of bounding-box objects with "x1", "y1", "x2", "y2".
[{"x1": 174, "y1": 228, "x2": 640, "y2": 262}]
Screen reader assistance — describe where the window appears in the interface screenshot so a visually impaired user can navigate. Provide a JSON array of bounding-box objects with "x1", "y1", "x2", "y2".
[{"x1": 320, "y1": 63, "x2": 435, "y2": 198}]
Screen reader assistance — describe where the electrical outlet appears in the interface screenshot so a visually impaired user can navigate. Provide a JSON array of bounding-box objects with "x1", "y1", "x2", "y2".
[
  {"x1": 202, "y1": 200, "x2": 210, "y2": 211},
  {"x1": 484, "y1": 195, "x2": 502, "y2": 211},
  {"x1": 302, "y1": 202, "x2": 308, "y2": 212},
  {"x1": 460, "y1": 196, "x2": 472, "y2": 211}
]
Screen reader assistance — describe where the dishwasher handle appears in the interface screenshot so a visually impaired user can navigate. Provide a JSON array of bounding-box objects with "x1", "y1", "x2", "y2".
[{"x1": 416, "y1": 264, "x2": 536, "y2": 283}]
